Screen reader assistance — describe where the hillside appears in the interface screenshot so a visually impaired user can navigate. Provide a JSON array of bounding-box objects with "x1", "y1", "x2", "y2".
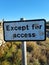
[{"x1": 0, "y1": 38, "x2": 49, "y2": 65}]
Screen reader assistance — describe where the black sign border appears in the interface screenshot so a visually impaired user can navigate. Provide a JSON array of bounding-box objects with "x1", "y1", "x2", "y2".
[{"x1": 3, "y1": 19, "x2": 46, "y2": 42}]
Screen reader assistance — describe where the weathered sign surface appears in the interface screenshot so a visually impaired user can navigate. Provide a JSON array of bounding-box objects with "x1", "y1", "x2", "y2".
[{"x1": 3, "y1": 19, "x2": 46, "y2": 41}]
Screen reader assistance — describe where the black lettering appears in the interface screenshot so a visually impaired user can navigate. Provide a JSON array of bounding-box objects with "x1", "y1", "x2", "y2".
[
  {"x1": 6, "y1": 25, "x2": 10, "y2": 31},
  {"x1": 32, "y1": 24, "x2": 34, "y2": 29},
  {"x1": 21, "y1": 33, "x2": 25, "y2": 38},
  {"x1": 32, "y1": 33, "x2": 36, "y2": 37},
  {"x1": 32, "y1": 24, "x2": 42, "y2": 29},
  {"x1": 17, "y1": 34, "x2": 20, "y2": 38},
  {"x1": 13, "y1": 34, "x2": 16, "y2": 38},
  {"x1": 35, "y1": 24, "x2": 42, "y2": 29},
  {"x1": 26, "y1": 25, "x2": 29, "y2": 30},
  {"x1": 40, "y1": 25, "x2": 42, "y2": 29},
  {"x1": 28, "y1": 33, "x2": 31, "y2": 37},
  {"x1": 11, "y1": 27, "x2": 14, "y2": 31},
  {"x1": 14, "y1": 26, "x2": 17, "y2": 30},
  {"x1": 18, "y1": 26, "x2": 21, "y2": 30},
  {"x1": 24, "y1": 33, "x2": 27, "y2": 38},
  {"x1": 22, "y1": 26, "x2": 26, "y2": 31}
]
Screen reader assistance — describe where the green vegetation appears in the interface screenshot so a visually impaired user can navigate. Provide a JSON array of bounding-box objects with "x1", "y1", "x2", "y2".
[{"x1": 0, "y1": 38, "x2": 49, "y2": 65}]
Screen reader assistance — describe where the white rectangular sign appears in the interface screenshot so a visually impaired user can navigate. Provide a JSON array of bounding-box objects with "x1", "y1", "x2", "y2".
[{"x1": 3, "y1": 19, "x2": 46, "y2": 41}]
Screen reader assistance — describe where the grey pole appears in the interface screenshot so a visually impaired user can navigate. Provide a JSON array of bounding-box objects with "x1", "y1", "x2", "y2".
[
  {"x1": 22, "y1": 41, "x2": 27, "y2": 65},
  {"x1": 20, "y1": 18, "x2": 27, "y2": 65}
]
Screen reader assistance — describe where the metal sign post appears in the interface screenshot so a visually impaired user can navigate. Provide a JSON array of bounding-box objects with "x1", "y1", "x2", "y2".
[{"x1": 22, "y1": 41, "x2": 27, "y2": 65}]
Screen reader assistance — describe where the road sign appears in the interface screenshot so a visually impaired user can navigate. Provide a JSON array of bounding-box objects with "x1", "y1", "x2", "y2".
[{"x1": 3, "y1": 19, "x2": 46, "y2": 41}]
